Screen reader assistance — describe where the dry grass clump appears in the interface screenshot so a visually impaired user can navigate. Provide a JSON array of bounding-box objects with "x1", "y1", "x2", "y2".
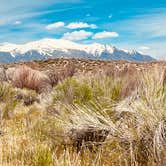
[
  {"x1": 46, "y1": 63, "x2": 76, "y2": 87},
  {"x1": 161, "y1": 67, "x2": 166, "y2": 86},
  {"x1": 51, "y1": 74, "x2": 124, "y2": 107},
  {"x1": 103, "y1": 64, "x2": 141, "y2": 97},
  {"x1": 114, "y1": 66, "x2": 166, "y2": 165},
  {"x1": 0, "y1": 65, "x2": 166, "y2": 165},
  {"x1": 0, "y1": 67, "x2": 7, "y2": 82},
  {"x1": 15, "y1": 88, "x2": 39, "y2": 106},
  {"x1": 0, "y1": 82, "x2": 15, "y2": 102},
  {"x1": 52, "y1": 77, "x2": 93, "y2": 104},
  {"x1": 10, "y1": 65, "x2": 51, "y2": 93}
]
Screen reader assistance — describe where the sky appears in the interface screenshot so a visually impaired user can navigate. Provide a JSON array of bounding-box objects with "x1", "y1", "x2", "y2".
[{"x1": 0, "y1": 0, "x2": 166, "y2": 60}]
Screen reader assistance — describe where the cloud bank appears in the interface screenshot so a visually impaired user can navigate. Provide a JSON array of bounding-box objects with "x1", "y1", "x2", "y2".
[
  {"x1": 63, "y1": 30, "x2": 93, "y2": 41},
  {"x1": 66, "y1": 22, "x2": 97, "y2": 29},
  {"x1": 46, "y1": 22, "x2": 65, "y2": 30},
  {"x1": 93, "y1": 31, "x2": 119, "y2": 39}
]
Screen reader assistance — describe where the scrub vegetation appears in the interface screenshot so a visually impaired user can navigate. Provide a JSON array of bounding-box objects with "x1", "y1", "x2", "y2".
[{"x1": 0, "y1": 59, "x2": 165, "y2": 166}]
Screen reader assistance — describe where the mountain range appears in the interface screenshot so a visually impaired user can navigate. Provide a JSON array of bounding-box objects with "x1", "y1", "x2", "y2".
[{"x1": 0, "y1": 38, "x2": 155, "y2": 63}]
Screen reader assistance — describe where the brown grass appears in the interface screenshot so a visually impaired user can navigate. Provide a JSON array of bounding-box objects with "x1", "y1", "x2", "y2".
[
  {"x1": 47, "y1": 63, "x2": 76, "y2": 87},
  {"x1": 163, "y1": 68, "x2": 166, "y2": 86},
  {"x1": 11, "y1": 65, "x2": 51, "y2": 93},
  {"x1": 103, "y1": 64, "x2": 141, "y2": 97},
  {"x1": 0, "y1": 67, "x2": 7, "y2": 82},
  {"x1": 0, "y1": 64, "x2": 166, "y2": 165}
]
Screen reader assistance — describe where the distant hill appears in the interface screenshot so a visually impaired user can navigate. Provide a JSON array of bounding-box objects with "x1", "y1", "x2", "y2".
[{"x1": 0, "y1": 38, "x2": 155, "y2": 63}]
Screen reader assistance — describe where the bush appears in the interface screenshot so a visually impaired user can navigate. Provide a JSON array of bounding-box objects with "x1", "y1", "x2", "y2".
[
  {"x1": 53, "y1": 78, "x2": 93, "y2": 104},
  {"x1": 51, "y1": 75, "x2": 124, "y2": 106},
  {"x1": 0, "y1": 67, "x2": 7, "y2": 82},
  {"x1": 46, "y1": 63, "x2": 76, "y2": 87},
  {"x1": 0, "y1": 83, "x2": 15, "y2": 102},
  {"x1": 15, "y1": 89, "x2": 39, "y2": 106},
  {"x1": 11, "y1": 66, "x2": 51, "y2": 93},
  {"x1": 103, "y1": 65, "x2": 141, "y2": 97}
]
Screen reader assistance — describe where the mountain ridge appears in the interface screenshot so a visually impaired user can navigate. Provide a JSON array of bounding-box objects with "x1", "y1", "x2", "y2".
[{"x1": 0, "y1": 38, "x2": 155, "y2": 63}]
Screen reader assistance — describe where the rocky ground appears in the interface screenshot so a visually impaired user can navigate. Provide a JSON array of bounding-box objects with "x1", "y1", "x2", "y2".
[{"x1": 2, "y1": 58, "x2": 166, "y2": 75}]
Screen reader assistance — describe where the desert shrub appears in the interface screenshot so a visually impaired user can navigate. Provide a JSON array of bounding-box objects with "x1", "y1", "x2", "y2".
[
  {"x1": 91, "y1": 75, "x2": 122, "y2": 101},
  {"x1": 0, "y1": 83, "x2": 15, "y2": 102},
  {"x1": 111, "y1": 80, "x2": 122, "y2": 101},
  {"x1": 1, "y1": 100, "x2": 17, "y2": 120},
  {"x1": 62, "y1": 63, "x2": 76, "y2": 78},
  {"x1": 103, "y1": 65, "x2": 141, "y2": 97},
  {"x1": 163, "y1": 68, "x2": 166, "y2": 86},
  {"x1": 0, "y1": 67, "x2": 7, "y2": 82},
  {"x1": 53, "y1": 77, "x2": 93, "y2": 104},
  {"x1": 114, "y1": 67, "x2": 166, "y2": 165},
  {"x1": 48, "y1": 67, "x2": 166, "y2": 165},
  {"x1": 11, "y1": 65, "x2": 51, "y2": 93},
  {"x1": 51, "y1": 75, "x2": 123, "y2": 106},
  {"x1": 84, "y1": 74, "x2": 123, "y2": 103},
  {"x1": 6, "y1": 67, "x2": 15, "y2": 82},
  {"x1": 46, "y1": 69, "x2": 59, "y2": 87},
  {"x1": 0, "y1": 83, "x2": 17, "y2": 129},
  {"x1": 46, "y1": 63, "x2": 76, "y2": 87},
  {"x1": 15, "y1": 88, "x2": 39, "y2": 106}
]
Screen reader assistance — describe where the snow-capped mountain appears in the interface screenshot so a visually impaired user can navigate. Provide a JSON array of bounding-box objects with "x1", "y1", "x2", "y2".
[{"x1": 0, "y1": 38, "x2": 155, "y2": 63}]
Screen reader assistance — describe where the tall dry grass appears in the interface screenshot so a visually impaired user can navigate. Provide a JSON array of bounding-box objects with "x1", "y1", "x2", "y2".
[
  {"x1": 47, "y1": 63, "x2": 76, "y2": 87},
  {"x1": 11, "y1": 65, "x2": 51, "y2": 93},
  {"x1": 0, "y1": 66, "x2": 165, "y2": 165}
]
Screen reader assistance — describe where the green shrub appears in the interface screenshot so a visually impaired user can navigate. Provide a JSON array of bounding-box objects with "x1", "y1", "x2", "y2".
[
  {"x1": 53, "y1": 78, "x2": 93, "y2": 104},
  {"x1": 52, "y1": 76, "x2": 123, "y2": 106}
]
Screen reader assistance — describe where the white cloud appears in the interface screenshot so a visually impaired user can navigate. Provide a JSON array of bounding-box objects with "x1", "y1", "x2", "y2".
[
  {"x1": 108, "y1": 15, "x2": 112, "y2": 19},
  {"x1": 46, "y1": 21, "x2": 97, "y2": 31},
  {"x1": 139, "y1": 46, "x2": 150, "y2": 50},
  {"x1": 46, "y1": 21, "x2": 65, "y2": 30},
  {"x1": 93, "y1": 31, "x2": 119, "y2": 39},
  {"x1": 63, "y1": 30, "x2": 93, "y2": 41},
  {"x1": 66, "y1": 22, "x2": 97, "y2": 29},
  {"x1": 13, "y1": 21, "x2": 22, "y2": 25}
]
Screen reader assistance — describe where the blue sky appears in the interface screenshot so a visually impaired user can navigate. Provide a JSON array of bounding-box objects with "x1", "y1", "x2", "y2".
[{"x1": 0, "y1": 0, "x2": 166, "y2": 59}]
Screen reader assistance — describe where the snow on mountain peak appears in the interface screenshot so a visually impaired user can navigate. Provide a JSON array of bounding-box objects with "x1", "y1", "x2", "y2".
[
  {"x1": 0, "y1": 38, "x2": 154, "y2": 62},
  {"x1": 0, "y1": 38, "x2": 115, "y2": 56}
]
